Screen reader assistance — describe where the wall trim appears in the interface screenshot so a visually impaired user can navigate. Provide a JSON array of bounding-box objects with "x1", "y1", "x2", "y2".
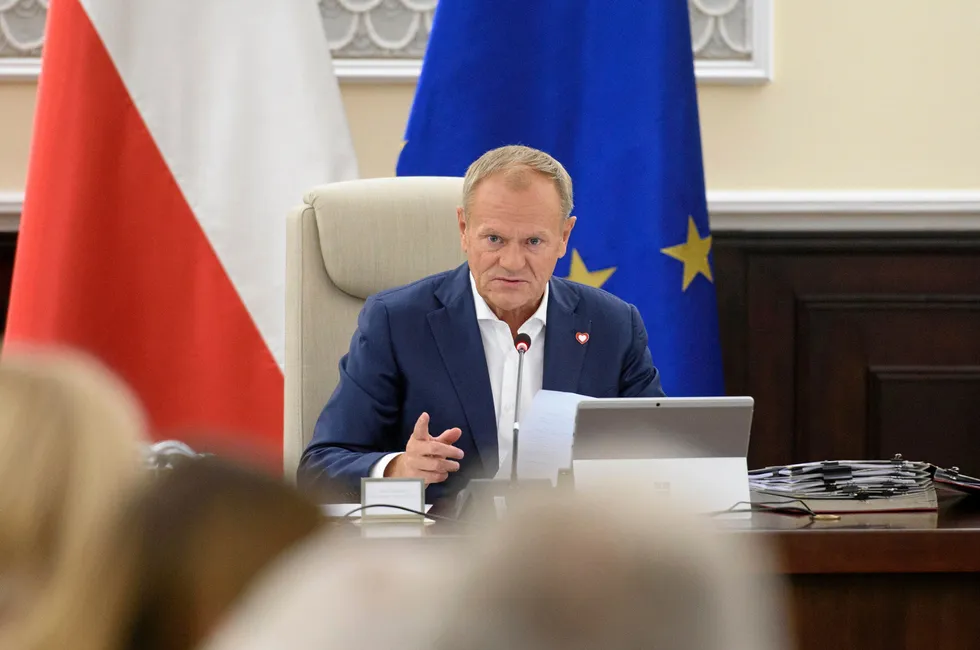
[
  {"x1": 696, "y1": 0, "x2": 773, "y2": 85},
  {"x1": 333, "y1": 58, "x2": 421, "y2": 83},
  {"x1": 0, "y1": 191, "x2": 22, "y2": 232},
  {"x1": 0, "y1": 57, "x2": 40, "y2": 81},
  {"x1": 3, "y1": 55, "x2": 775, "y2": 85},
  {"x1": 707, "y1": 190, "x2": 980, "y2": 231},
  {"x1": 4, "y1": 190, "x2": 980, "y2": 233}
]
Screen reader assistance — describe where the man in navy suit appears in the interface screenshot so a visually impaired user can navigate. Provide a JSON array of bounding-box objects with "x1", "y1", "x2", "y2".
[{"x1": 298, "y1": 145, "x2": 665, "y2": 501}]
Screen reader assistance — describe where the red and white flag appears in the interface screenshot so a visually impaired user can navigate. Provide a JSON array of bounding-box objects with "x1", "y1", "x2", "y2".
[{"x1": 5, "y1": 0, "x2": 357, "y2": 467}]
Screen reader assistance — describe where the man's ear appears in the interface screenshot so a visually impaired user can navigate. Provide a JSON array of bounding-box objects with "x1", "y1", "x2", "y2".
[
  {"x1": 457, "y1": 207, "x2": 468, "y2": 252},
  {"x1": 558, "y1": 216, "x2": 576, "y2": 257}
]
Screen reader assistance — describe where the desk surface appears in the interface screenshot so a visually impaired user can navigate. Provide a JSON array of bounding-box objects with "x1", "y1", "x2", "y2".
[
  {"x1": 336, "y1": 490, "x2": 980, "y2": 575},
  {"x1": 732, "y1": 490, "x2": 980, "y2": 574}
]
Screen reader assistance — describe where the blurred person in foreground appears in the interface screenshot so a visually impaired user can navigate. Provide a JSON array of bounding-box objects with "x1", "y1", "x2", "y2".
[
  {"x1": 199, "y1": 528, "x2": 451, "y2": 650},
  {"x1": 0, "y1": 349, "x2": 149, "y2": 650},
  {"x1": 299, "y1": 145, "x2": 665, "y2": 503},
  {"x1": 200, "y1": 493, "x2": 787, "y2": 650},
  {"x1": 437, "y1": 494, "x2": 790, "y2": 650},
  {"x1": 116, "y1": 456, "x2": 324, "y2": 650}
]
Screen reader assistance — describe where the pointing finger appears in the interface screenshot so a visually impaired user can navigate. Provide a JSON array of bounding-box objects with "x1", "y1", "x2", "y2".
[{"x1": 433, "y1": 427, "x2": 463, "y2": 446}]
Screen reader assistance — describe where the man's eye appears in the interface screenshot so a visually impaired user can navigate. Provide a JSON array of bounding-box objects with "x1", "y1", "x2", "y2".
[
  {"x1": 528, "y1": 238, "x2": 542, "y2": 246},
  {"x1": 487, "y1": 235, "x2": 501, "y2": 244}
]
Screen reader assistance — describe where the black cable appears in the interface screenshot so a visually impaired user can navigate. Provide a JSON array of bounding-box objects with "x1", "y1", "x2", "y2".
[
  {"x1": 341, "y1": 503, "x2": 463, "y2": 524},
  {"x1": 709, "y1": 499, "x2": 817, "y2": 518}
]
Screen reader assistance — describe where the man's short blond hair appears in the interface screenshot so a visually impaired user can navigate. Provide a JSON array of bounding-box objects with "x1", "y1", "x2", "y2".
[{"x1": 462, "y1": 145, "x2": 574, "y2": 220}]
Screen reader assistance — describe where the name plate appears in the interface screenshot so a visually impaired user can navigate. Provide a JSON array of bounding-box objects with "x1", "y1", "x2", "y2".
[{"x1": 360, "y1": 478, "x2": 425, "y2": 522}]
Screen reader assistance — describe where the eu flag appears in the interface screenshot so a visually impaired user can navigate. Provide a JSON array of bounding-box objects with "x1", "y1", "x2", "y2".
[{"x1": 397, "y1": 0, "x2": 724, "y2": 396}]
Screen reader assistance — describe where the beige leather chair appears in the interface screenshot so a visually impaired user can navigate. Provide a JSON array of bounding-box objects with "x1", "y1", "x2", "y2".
[{"x1": 284, "y1": 177, "x2": 467, "y2": 476}]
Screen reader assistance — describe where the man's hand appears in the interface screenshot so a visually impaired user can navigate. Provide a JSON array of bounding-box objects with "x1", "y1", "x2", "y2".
[{"x1": 385, "y1": 412, "x2": 465, "y2": 484}]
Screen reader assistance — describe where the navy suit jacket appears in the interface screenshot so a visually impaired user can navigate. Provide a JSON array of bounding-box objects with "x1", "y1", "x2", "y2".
[{"x1": 297, "y1": 264, "x2": 665, "y2": 501}]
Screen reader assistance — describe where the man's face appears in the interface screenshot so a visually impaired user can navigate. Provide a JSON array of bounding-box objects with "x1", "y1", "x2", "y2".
[{"x1": 458, "y1": 171, "x2": 575, "y2": 317}]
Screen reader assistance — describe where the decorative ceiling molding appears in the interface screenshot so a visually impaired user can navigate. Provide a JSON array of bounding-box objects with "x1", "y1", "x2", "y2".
[{"x1": 0, "y1": 0, "x2": 773, "y2": 84}]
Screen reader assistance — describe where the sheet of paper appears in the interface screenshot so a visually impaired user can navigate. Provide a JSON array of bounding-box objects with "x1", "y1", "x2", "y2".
[{"x1": 495, "y1": 390, "x2": 593, "y2": 484}]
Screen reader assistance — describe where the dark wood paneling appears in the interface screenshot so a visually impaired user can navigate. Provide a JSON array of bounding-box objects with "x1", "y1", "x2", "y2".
[
  {"x1": 868, "y1": 366, "x2": 980, "y2": 470},
  {"x1": 714, "y1": 232, "x2": 980, "y2": 473},
  {"x1": 0, "y1": 232, "x2": 15, "y2": 336},
  {"x1": 788, "y1": 573, "x2": 980, "y2": 650}
]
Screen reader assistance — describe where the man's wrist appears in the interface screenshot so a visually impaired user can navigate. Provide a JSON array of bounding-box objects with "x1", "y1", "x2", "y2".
[{"x1": 369, "y1": 452, "x2": 403, "y2": 478}]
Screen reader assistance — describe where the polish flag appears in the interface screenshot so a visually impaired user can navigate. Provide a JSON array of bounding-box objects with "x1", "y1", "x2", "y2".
[{"x1": 4, "y1": 0, "x2": 357, "y2": 468}]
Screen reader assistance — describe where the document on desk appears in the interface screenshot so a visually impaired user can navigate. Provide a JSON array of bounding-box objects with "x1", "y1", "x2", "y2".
[{"x1": 495, "y1": 390, "x2": 593, "y2": 484}]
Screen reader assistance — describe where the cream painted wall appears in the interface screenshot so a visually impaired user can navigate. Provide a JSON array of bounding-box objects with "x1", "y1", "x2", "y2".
[
  {"x1": 2, "y1": 0, "x2": 979, "y2": 192},
  {"x1": 697, "y1": 0, "x2": 980, "y2": 190},
  {"x1": 0, "y1": 83, "x2": 35, "y2": 192},
  {"x1": 341, "y1": 83, "x2": 414, "y2": 180}
]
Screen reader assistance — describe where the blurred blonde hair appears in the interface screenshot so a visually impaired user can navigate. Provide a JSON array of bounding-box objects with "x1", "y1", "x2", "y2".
[
  {"x1": 462, "y1": 145, "x2": 574, "y2": 220},
  {"x1": 0, "y1": 348, "x2": 149, "y2": 650}
]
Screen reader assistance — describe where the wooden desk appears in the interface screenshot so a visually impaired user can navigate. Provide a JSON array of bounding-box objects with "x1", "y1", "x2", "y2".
[
  {"x1": 743, "y1": 491, "x2": 980, "y2": 650},
  {"x1": 335, "y1": 491, "x2": 980, "y2": 650}
]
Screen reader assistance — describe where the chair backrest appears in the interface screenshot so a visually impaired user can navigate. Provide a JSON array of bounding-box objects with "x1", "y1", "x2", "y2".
[{"x1": 284, "y1": 177, "x2": 466, "y2": 476}]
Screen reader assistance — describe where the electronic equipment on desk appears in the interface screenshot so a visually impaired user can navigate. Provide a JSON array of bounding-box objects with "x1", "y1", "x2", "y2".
[{"x1": 571, "y1": 396, "x2": 755, "y2": 517}]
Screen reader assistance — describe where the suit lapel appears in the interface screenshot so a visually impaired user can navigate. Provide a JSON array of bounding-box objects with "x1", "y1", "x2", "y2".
[
  {"x1": 427, "y1": 265, "x2": 498, "y2": 474},
  {"x1": 543, "y1": 278, "x2": 591, "y2": 393}
]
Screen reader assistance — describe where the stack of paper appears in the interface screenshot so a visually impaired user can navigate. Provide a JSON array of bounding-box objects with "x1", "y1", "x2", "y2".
[
  {"x1": 933, "y1": 466, "x2": 980, "y2": 496},
  {"x1": 749, "y1": 459, "x2": 933, "y2": 500}
]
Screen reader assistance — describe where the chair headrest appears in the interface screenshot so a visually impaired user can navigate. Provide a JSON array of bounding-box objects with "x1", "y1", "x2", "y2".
[{"x1": 306, "y1": 177, "x2": 468, "y2": 298}]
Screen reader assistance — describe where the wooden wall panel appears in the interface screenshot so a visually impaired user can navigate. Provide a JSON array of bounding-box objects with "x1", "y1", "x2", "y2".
[
  {"x1": 868, "y1": 366, "x2": 980, "y2": 470},
  {"x1": 714, "y1": 233, "x2": 980, "y2": 473}
]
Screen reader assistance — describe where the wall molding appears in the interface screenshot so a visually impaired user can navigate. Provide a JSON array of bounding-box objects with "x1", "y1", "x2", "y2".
[
  {"x1": 707, "y1": 190, "x2": 980, "y2": 231},
  {"x1": 4, "y1": 190, "x2": 980, "y2": 233},
  {"x1": 695, "y1": 0, "x2": 773, "y2": 85},
  {"x1": 333, "y1": 58, "x2": 421, "y2": 83},
  {"x1": 1, "y1": 0, "x2": 773, "y2": 85},
  {"x1": 0, "y1": 191, "x2": 21, "y2": 232},
  {"x1": 0, "y1": 57, "x2": 40, "y2": 81},
  {"x1": 3, "y1": 54, "x2": 774, "y2": 85}
]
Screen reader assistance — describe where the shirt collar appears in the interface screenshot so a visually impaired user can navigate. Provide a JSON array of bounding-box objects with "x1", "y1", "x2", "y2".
[{"x1": 469, "y1": 273, "x2": 549, "y2": 326}]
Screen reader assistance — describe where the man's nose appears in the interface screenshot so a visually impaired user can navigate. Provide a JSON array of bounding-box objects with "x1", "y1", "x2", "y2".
[{"x1": 499, "y1": 242, "x2": 526, "y2": 271}]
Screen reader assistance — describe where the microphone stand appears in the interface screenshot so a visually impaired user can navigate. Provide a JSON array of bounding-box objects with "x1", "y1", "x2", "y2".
[
  {"x1": 510, "y1": 345, "x2": 526, "y2": 483},
  {"x1": 451, "y1": 333, "x2": 551, "y2": 522}
]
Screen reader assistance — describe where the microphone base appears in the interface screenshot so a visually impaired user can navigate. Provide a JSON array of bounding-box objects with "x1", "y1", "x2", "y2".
[{"x1": 453, "y1": 477, "x2": 556, "y2": 523}]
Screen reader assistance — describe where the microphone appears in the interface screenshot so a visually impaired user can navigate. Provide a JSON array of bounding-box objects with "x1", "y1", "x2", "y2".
[{"x1": 510, "y1": 333, "x2": 532, "y2": 482}]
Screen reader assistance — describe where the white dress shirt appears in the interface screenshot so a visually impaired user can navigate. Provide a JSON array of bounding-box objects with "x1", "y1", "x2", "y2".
[{"x1": 370, "y1": 274, "x2": 548, "y2": 477}]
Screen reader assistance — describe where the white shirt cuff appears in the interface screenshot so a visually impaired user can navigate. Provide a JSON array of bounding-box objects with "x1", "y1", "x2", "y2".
[{"x1": 370, "y1": 452, "x2": 403, "y2": 478}]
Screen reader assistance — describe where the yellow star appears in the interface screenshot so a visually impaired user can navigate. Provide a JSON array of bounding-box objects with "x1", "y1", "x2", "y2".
[
  {"x1": 660, "y1": 217, "x2": 713, "y2": 291},
  {"x1": 563, "y1": 249, "x2": 616, "y2": 289}
]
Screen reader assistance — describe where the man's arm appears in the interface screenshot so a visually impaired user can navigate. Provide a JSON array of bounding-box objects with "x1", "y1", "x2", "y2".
[
  {"x1": 297, "y1": 297, "x2": 401, "y2": 495},
  {"x1": 619, "y1": 304, "x2": 666, "y2": 398}
]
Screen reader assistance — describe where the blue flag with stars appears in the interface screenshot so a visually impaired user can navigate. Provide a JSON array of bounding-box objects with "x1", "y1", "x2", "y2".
[{"x1": 397, "y1": 0, "x2": 724, "y2": 396}]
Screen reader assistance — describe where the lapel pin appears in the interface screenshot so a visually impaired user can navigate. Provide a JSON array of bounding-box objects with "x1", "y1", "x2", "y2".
[{"x1": 575, "y1": 332, "x2": 589, "y2": 345}]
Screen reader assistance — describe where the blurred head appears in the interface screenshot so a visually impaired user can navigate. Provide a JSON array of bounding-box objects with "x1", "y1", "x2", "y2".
[
  {"x1": 0, "y1": 349, "x2": 148, "y2": 650},
  {"x1": 458, "y1": 145, "x2": 576, "y2": 325},
  {"x1": 436, "y1": 495, "x2": 787, "y2": 650},
  {"x1": 201, "y1": 534, "x2": 452, "y2": 650},
  {"x1": 121, "y1": 457, "x2": 323, "y2": 650}
]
